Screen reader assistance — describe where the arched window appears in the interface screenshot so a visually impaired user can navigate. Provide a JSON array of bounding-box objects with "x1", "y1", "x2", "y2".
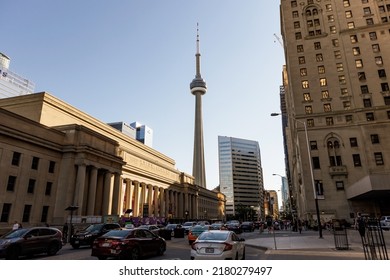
[
  {"x1": 304, "y1": 5, "x2": 325, "y2": 37},
  {"x1": 327, "y1": 138, "x2": 342, "y2": 166}
]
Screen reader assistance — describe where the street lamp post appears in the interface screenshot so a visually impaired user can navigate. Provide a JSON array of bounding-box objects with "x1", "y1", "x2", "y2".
[{"x1": 271, "y1": 113, "x2": 323, "y2": 238}]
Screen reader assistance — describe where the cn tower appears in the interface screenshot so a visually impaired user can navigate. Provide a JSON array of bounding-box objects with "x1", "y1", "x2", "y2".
[{"x1": 190, "y1": 25, "x2": 207, "y2": 188}]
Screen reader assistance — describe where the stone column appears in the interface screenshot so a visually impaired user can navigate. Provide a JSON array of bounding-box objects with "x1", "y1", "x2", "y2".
[
  {"x1": 74, "y1": 164, "x2": 87, "y2": 215},
  {"x1": 111, "y1": 173, "x2": 121, "y2": 215},
  {"x1": 147, "y1": 185, "x2": 153, "y2": 216},
  {"x1": 133, "y1": 181, "x2": 140, "y2": 217},
  {"x1": 125, "y1": 179, "x2": 133, "y2": 214},
  {"x1": 102, "y1": 171, "x2": 113, "y2": 216},
  {"x1": 184, "y1": 192, "x2": 189, "y2": 219},
  {"x1": 140, "y1": 183, "x2": 146, "y2": 217},
  {"x1": 119, "y1": 179, "x2": 126, "y2": 215},
  {"x1": 153, "y1": 186, "x2": 159, "y2": 217},
  {"x1": 159, "y1": 187, "x2": 165, "y2": 218},
  {"x1": 174, "y1": 191, "x2": 179, "y2": 218},
  {"x1": 87, "y1": 166, "x2": 98, "y2": 215},
  {"x1": 169, "y1": 190, "x2": 174, "y2": 218}
]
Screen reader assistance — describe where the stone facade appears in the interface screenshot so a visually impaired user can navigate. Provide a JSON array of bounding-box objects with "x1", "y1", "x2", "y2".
[
  {"x1": 280, "y1": 0, "x2": 390, "y2": 224},
  {"x1": 0, "y1": 92, "x2": 225, "y2": 230}
]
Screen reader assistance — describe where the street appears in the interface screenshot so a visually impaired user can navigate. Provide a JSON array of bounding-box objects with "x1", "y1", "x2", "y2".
[{"x1": 26, "y1": 231, "x2": 266, "y2": 260}]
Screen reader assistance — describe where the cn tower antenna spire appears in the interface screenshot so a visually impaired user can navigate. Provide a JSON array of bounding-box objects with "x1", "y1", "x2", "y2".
[{"x1": 190, "y1": 23, "x2": 207, "y2": 189}]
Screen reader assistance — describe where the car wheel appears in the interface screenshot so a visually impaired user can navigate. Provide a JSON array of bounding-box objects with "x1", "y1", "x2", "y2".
[
  {"x1": 157, "y1": 244, "x2": 165, "y2": 256},
  {"x1": 47, "y1": 242, "x2": 59, "y2": 256},
  {"x1": 171, "y1": 231, "x2": 174, "y2": 237},
  {"x1": 129, "y1": 247, "x2": 140, "y2": 260},
  {"x1": 6, "y1": 246, "x2": 20, "y2": 260},
  {"x1": 71, "y1": 244, "x2": 80, "y2": 249},
  {"x1": 241, "y1": 249, "x2": 246, "y2": 260},
  {"x1": 235, "y1": 252, "x2": 239, "y2": 260}
]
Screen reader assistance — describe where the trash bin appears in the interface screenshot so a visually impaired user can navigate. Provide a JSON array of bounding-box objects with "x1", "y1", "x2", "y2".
[
  {"x1": 158, "y1": 229, "x2": 172, "y2": 240},
  {"x1": 333, "y1": 220, "x2": 349, "y2": 250},
  {"x1": 174, "y1": 227, "x2": 185, "y2": 238}
]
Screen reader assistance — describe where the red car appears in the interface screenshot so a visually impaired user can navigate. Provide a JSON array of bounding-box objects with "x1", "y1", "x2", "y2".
[{"x1": 91, "y1": 228, "x2": 166, "y2": 260}]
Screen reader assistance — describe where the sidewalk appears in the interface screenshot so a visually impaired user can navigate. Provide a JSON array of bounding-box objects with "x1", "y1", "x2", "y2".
[{"x1": 245, "y1": 228, "x2": 390, "y2": 260}]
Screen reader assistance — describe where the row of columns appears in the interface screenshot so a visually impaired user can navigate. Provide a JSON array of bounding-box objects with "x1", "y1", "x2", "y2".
[
  {"x1": 73, "y1": 164, "x2": 122, "y2": 217},
  {"x1": 122, "y1": 179, "x2": 199, "y2": 219},
  {"x1": 73, "y1": 164, "x2": 200, "y2": 220}
]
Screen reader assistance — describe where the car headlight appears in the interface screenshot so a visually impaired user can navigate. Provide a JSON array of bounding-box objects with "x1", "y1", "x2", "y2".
[{"x1": 85, "y1": 234, "x2": 92, "y2": 238}]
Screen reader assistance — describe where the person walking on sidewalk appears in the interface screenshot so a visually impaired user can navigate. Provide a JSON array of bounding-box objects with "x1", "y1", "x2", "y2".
[
  {"x1": 355, "y1": 212, "x2": 365, "y2": 237},
  {"x1": 298, "y1": 219, "x2": 303, "y2": 234}
]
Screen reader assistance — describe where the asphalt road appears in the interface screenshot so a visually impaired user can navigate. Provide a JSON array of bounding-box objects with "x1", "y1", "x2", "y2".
[{"x1": 21, "y1": 231, "x2": 266, "y2": 260}]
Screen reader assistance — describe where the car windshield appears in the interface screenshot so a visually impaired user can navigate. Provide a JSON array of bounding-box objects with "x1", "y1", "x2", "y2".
[
  {"x1": 191, "y1": 225, "x2": 209, "y2": 232},
  {"x1": 138, "y1": 225, "x2": 148, "y2": 229},
  {"x1": 198, "y1": 231, "x2": 228, "y2": 241},
  {"x1": 84, "y1": 224, "x2": 104, "y2": 233},
  {"x1": 1, "y1": 228, "x2": 29, "y2": 239},
  {"x1": 166, "y1": 224, "x2": 177, "y2": 229},
  {"x1": 102, "y1": 230, "x2": 129, "y2": 238}
]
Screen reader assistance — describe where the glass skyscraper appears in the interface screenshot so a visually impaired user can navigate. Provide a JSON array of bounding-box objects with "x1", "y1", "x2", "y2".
[
  {"x1": 0, "y1": 52, "x2": 35, "y2": 98},
  {"x1": 218, "y1": 136, "x2": 264, "y2": 220}
]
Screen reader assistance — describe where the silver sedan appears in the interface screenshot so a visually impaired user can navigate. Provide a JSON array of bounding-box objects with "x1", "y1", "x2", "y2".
[{"x1": 190, "y1": 230, "x2": 245, "y2": 260}]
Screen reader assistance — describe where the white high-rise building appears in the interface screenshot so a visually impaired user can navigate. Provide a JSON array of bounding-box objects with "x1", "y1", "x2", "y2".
[
  {"x1": 0, "y1": 52, "x2": 35, "y2": 98},
  {"x1": 218, "y1": 136, "x2": 264, "y2": 220},
  {"x1": 130, "y1": 122, "x2": 153, "y2": 148}
]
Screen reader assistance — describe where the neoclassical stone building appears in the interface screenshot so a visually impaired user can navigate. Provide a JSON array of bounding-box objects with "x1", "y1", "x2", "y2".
[{"x1": 0, "y1": 92, "x2": 225, "y2": 229}]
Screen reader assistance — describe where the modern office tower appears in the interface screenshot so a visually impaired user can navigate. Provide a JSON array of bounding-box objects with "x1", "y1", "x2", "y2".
[
  {"x1": 190, "y1": 26, "x2": 207, "y2": 188},
  {"x1": 279, "y1": 0, "x2": 390, "y2": 225},
  {"x1": 108, "y1": 121, "x2": 153, "y2": 147},
  {"x1": 218, "y1": 136, "x2": 264, "y2": 220},
  {"x1": 130, "y1": 122, "x2": 153, "y2": 147},
  {"x1": 0, "y1": 52, "x2": 35, "y2": 98},
  {"x1": 108, "y1": 122, "x2": 137, "y2": 139}
]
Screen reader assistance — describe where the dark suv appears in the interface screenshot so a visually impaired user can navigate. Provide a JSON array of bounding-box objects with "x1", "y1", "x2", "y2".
[
  {"x1": 0, "y1": 227, "x2": 63, "y2": 259},
  {"x1": 70, "y1": 223, "x2": 121, "y2": 248}
]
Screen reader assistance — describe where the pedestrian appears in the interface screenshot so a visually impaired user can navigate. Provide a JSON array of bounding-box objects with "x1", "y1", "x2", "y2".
[
  {"x1": 298, "y1": 219, "x2": 303, "y2": 234},
  {"x1": 355, "y1": 212, "x2": 365, "y2": 237},
  {"x1": 63, "y1": 222, "x2": 69, "y2": 242},
  {"x1": 12, "y1": 221, "x2": 20, "y2": 230},
  {"x1": 266, "y1": 218, "x2": 273, "y2": 233}
]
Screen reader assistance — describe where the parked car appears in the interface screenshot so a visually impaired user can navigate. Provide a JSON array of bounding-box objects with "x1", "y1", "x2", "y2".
[
  {"x1": 164, "y1": 224, "x2": 181, "y2": 237},
  {"x1": 380, "y1": 216, "x2": 390, "y2": 230},
  {"x1": 91, "y1": 228, "x2": 166, "y2": 260},
  {"x1": 254, "y1": 221, "x2": 264, "y2": 230},
  {"x1": 226, "y1": 222, "x2": 242, "y2": 234},
  {"x1": 182, "y1": 221, "x2": 197, "y2": 234},
  {"x1": 0, "y1": 227, "x2": 62, "y2": 260},
  {"x1": 210, "y1": 222, "x2": 224, "y2": 230},
  {"x1": 137, "y1": 225, "x2": 160, "y2": 235},
  {"x1": 70, "y1": 223, "x2": 121, "y2": 248},
  {"x1": 188, "y1": 225, "x2": 210, "y2": 244},
  {"x1": 241, "y1": 221, "x2": 255, "y2": 232},
  {"x1": 190, "y1": 230, "x2": 245, "y2": 260}
]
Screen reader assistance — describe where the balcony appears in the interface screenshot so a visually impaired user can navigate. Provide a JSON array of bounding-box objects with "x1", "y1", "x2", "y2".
[{"x1": 329, "y1": 165, "x2": 348, "y2": 178}]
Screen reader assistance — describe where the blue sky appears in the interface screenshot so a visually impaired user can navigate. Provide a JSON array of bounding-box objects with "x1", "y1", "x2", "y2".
[{"x1": 3, "y1": 1, "x2": 286, "y2": 194}]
